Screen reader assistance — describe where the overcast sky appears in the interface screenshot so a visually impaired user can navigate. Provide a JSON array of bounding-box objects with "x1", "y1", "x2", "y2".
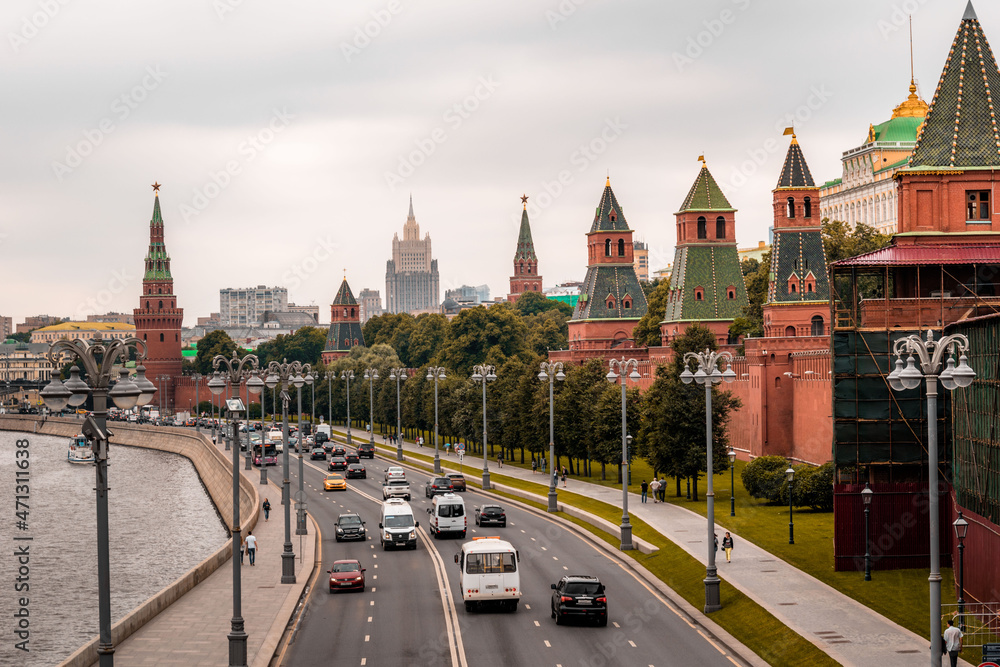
[{"x1": 0, "y1": 0, "x2": 988, "y2": 327}]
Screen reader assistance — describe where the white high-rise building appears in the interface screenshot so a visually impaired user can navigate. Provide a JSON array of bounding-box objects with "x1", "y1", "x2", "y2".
[{"x1": 219, "y1": 286, "x2": 288, "y2": 326}]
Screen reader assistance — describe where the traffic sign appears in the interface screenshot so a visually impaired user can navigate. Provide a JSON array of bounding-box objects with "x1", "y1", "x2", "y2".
[{"x1": 455, "y1": 443, "x2": 465, "y2": 453}]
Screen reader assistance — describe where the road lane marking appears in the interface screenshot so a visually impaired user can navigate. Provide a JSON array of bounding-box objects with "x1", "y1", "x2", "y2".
[
  {"x1": 525, "y1": 604, "x2": 531, "y2": 610},
  {"x1": 365, "y1": 635, "x2": 370, "y2": 642},
  {"x1": 544, "y1": 640, "x2": 551, "y2": 648},
  {"x1": 370, "y1": 601, "x2": 374, "y2": 606},
  {"x1": 613, "y1": 622, "x2": 620, "y2": 628},
  {"x1": 368, "y1": 616, "x2": 372, "y2": 622},
  {"x1": 533, "y1": 621, "x2": 540, "y2": 627},
  {"x1": 541, "y1": 547, "x2": 547, "y2": 551},
  {"x1": 697, "y1": 629, "x2": 726, "y2": 655},
  {"x1": 628, "y1": 640, "x2": 636, "y2": 647},
  {"x1": 416, "y1": 506, "x2": 468, "y2": 667},
  {"x1": 361, "y1": 660, "x2": 366, "y2": 665}
]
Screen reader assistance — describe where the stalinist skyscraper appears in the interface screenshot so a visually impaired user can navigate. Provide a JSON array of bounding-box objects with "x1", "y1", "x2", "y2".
[{"x1": 385, "y1": 196, "x2": 440, "y2": 314}]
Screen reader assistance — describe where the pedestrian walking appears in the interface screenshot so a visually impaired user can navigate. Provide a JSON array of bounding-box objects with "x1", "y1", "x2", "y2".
[
  {"x1": 943, "y1": 618, "x2": 963, "y2": 667},
  {"x1": 531, "y1": 457, "x2": 537, "y2": 474},
  {"x1": 640, "y1": 480, "x2": 648, "y2": 503},
  {"x1": 561, "y1": 469, "x2": 567, "y2": 487},
  {"x1": 714, "y1": 533, "x2": 719, "y2": 553},
  {"x1": 498, "y1": 453, "x2": 503, "y2": 468},
  {"x1": 263, "y1": 498, "x2": 271, "y2": 521},
  {"x1": 245, "y1": 531, "x2": 257, "y2": 566},
  {"x1": 722, "y1": 532, "x2": 734, "y2": 562},
  {"x1": 659, "y1": 478, "x2": 667, "y2": 502},
  {"x1": 650, "y1": 478, "x2": 660, "y2": 503},
  {"x1": 240, "y1": 536, "x2": 245, "y2": 565}
]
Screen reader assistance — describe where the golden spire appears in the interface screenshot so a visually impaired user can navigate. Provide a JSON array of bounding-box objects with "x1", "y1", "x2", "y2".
[
  {"x1": 892, "y1": 16, "x2": 928, "y2": 119},
  {"x1": 698, "y1": 155, "x2": 706, "y2": 167},
  {"x1": 783, "y1": 127, "x2": 798, "y2": 145}
]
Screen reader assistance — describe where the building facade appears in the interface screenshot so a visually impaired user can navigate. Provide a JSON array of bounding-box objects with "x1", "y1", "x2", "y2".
[
  {"x1": 219, "y1": 285, "x2": 288, "y2": 326},
  {"x1": 30, "y1": 322, "x2": 136, "y2": 344},
  {"x1": 86, "y1": 312, "x2": 135, "y2": 325},
  {"x1": 322, "y1": 278, "x2": 365, "y2": 364},
  {"x1": 508, "y1": 197, "x2": 541, "y2": 303},
  {"x1": 0, "y1": 316, "x2": 11, "y2": 340},
  {"x1": 133, "y1": 186, "x2": 184, "y2": 413},
  {"x1": 358, "y1": 289, "x2": 383, "y2": 324},
  {"x1": 287, "y1": 303, "x2": 319, "y2": 323},
  {"x1": 16, "y1": 315, "x2": 63, "y2": 334},
  {"x1": 632, "y1": 240, "x2": 649, "y2": 282},
  {"x1": 385, "y1": 197, "x2": 440, "y2": 314},
  {"x1": 819, "y1": 79, "x2": 928, "y2": 233}
]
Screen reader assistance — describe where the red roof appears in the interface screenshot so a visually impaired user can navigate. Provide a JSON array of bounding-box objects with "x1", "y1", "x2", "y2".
[{"x1": 831, "y1": 244, "x2": 1000, "y2": 267}]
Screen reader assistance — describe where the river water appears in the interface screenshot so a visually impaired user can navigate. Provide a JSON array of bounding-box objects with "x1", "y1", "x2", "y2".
[{"x1": 0, "y1": 431, "x2": 228, "y2": 667}]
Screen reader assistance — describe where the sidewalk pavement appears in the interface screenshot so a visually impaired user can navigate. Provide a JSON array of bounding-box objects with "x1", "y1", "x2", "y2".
[
  {"x1": 338, "y1": 427, "x2": 971, "y2": 667},
  {"x1": 102, "y1": 434, "x2": 315, "y2": 667}
]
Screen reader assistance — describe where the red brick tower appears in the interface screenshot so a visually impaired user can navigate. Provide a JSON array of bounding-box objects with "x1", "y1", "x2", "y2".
[
  {"x1": 133, "y1": 183, "x2": 183, "y2": 411},
  {"x1": 508, "y1": 194, "x2": 541, "y2": 303},
  {"x1": 321, "y1": 277, "x2": 365, "y2": 364}
]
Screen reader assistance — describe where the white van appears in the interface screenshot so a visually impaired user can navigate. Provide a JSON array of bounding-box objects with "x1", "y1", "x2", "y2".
[
  {"x1": 379, "y1": 498, "x2": 419, "y2": 550},
  {"x1": 454, "y1": 537, "x2": 521, "y2": 612},
  {"x1": 426, "y1": 493, "x2": 466, "y2": 539}
]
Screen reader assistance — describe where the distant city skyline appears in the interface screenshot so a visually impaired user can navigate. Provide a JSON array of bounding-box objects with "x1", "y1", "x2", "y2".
[{"x1": 2, "y1": 1, "x2": 988, "y2": 326}]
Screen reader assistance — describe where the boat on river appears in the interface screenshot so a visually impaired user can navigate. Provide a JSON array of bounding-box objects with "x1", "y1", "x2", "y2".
[{"x1": 67, "y1": 435, "x2": 94, "y2": 464}]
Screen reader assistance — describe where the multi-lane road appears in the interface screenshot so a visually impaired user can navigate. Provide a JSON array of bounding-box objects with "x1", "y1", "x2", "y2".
[{"x1": 278, "y1": 444, "x2": 752, "y2": 667}]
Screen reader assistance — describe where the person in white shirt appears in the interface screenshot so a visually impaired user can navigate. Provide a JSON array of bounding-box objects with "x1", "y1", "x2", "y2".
[
  {"x1": 650, "y1": 478, "x2": 661, "y2": 503},
  {"x1": 943, "y1": 617, "x2": 963, "y2": 667},
  {"x1": 245, "y1": 531, "x2": 258, "y2": 566}
]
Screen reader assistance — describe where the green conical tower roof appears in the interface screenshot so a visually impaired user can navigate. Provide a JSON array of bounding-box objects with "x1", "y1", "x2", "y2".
[
  {"x1": 677, "y1": 162, "x2": 735, "y2": 213},
  {"x1": 590, "y1": 178, "x2": 631, "y2": 233},
  {"x1": 332, "y1": 278, "x2": 358, "y2": 306},
  {"x1": 909, "y1": 2, "x2": 1000, "y2": 168},
  {"x1": 776, "y1": 137, "x2": 815, "y2": 188},
  {"x1": 513, "y1": 207, "x2": 537, "y2": 263},
  {"x1": 143, "y1": 188, "x2": 172, "y2": 280}
]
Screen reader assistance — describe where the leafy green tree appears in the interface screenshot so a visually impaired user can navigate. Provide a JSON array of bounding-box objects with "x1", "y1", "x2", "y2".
[
  {"x1": 513, "y1": 291, "x2": 573, "y2": 318},
  {"x1": 438, "y1": 303, "x2": 529, "y2": 376},
  {"x1": 255, "y1": 326, "x2": 327, "y2": 366},
  {"x1": 195, "y1": 330, "x2": 241, "y2": 375},
  {"x1": 407, "y1": 314, "x2": 450, "y2": 367},
  {"x1": 524, "y1": 314, "x2": 568, "y2": 356},
  {"x1": 822, "y1": 219, "x2": 892, "y2": 264},
  {"x1": 632, "y1": 278, "x2": 671, "y2": 347},
  {"x1": 8, "y1": 331, "x2": 31, "y2": 343},
  {"x1": 555, "y1": 359, "x2": 606, "y2": 474}
]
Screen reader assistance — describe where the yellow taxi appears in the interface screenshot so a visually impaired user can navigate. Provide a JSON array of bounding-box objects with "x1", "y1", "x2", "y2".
[{"x1": 324, "y1": 473, "x2": 347, "y2": 491}]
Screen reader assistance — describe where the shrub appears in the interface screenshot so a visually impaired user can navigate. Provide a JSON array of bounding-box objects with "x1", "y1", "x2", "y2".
[
  {"x1": 741, "y1": 456, "x2": 788, "y2": 502},
  {"x1": 794, "y1": 462, "x2": 834, "y2": 511}
]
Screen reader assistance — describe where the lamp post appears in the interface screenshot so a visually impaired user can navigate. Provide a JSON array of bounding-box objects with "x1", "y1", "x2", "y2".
[
  {"x1": 953, "y1": 511, "x2": 968, "y2": 631},
  {"x1": 341, "y1": 370, "x2": 354, "y2": 446},
  {"x1": 607, "y1": 357, "x2": 641, "y2": 550},
  {"x1": 206, "y1": 350, "x2": 263, "y2": 667},
  {"x1": 243, "y1": 380, "x2": 253, "y2": 472},
  {"x1": 263, "y1": 358, "x2": 311, "y2": 584},
  {"x1": 296, "y1": 371, "x2": 312, "y2": 535},
  {"x1": 785, "y1": 465, "x2": 795, "y2": 545},
  {"x1": 156, "y1": 375, "x2": 166, "y2": 415},
  {"x1": 40, "y1": 336, "x2": 155, "y2": 667},
  {"x1": 194, "y1": 373, "x2": 202, "y2": 432},
  {"x1": 389, "y1": 368, "x2": 407, "y2": 461},
  {"x1": 680, "y1": 348, "x2": 736, "y2": 614},
  {"x1": 886, "y1": 330, "x2": 975, "y2": 664},
  {"x1": 327, "y1": 370, "x2": 332, "y2": 426},
  {"x1": 728, "y1": 448, "x2": 736, "y2": 517},
  {"x1": 538, "y1": 361, "x2": 565, "y2": 513},
  {"x1": 426, "y1": 367, "x2": 446, "y2": 474},
  {"x1": 471, "y1": 364, "x2": 497, "y2": 490},
  {"x1": 364, "y1": 368, "x2": 379, "y2": 445},
  {"x1": 861, "y1": 483, "x2": 873, "y2": 581},
  {"x1": 309, "y1": 370, "x2": 317, "y2": 433}
]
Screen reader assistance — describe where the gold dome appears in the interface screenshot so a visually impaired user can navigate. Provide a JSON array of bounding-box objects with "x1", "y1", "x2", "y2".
[{"x1": 891, "y1": 79, "x2": 929, "y2": 119}]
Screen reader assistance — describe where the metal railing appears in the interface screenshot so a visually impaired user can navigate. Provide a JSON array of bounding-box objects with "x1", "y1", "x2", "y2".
[{"x1": 941, "y1": 601, "x2": 1000, "y2": 647}]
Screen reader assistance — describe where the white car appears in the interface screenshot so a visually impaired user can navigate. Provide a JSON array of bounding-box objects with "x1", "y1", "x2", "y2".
[{"x1": 384, "y1": 466, "x2": 406, "y2": 482}]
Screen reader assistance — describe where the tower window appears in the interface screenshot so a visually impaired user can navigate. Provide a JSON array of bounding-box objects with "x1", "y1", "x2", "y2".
[
  {"x1": 811, "y1": 315, "x2": 825, "y2": 336},
  {"x1": 697, "y1": 216, "x2": 707, "y2": 239},
  {"x1": 618, "y1": 239, "x2": 625, "y2": 256},
  {"x1": 605, "y1": 239, "x2": 612, "y2": 256},
  {"x1": 967, "y1": 190, "x2": 991, "y2": 220},
  {"x1": 159, "y1": 333, "x2": 164, "y2": 342},
  {"x1": 606, "y1": 296, "x2": 616, "y2": 309},
  {"x1": 787, "y1": 197, "x2": 795, "y2": 218},
  {"x1": 785, "y1": 326, "x2": 796, "y2": 337},
  {"x1": 716, "y1": 216, "x2": 726, "y2": 239},
  {"x1": 159, "y1": 300, "x2": 163, "y2": 309},
  {"x1": 694, "y1": 287, "x2": 704, "y2": 301},
  {"x1": 804, "y1": 196, "x2": 812, "y2": 218}
]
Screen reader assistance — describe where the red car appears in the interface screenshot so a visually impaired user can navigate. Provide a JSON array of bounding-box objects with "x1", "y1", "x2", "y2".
[{"x1": 328, "y1": 559, "x2": 366, "y2": 592}]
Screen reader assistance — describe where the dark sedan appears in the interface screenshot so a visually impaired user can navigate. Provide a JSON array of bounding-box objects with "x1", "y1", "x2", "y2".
[
  {"x1": 474, "y1": 505, "x2": 506, "y2": 527},
  {"x1": 309, "y1": 447, "x2": 326, "y2": 460},
  {"x1": 328, "y1": 559, "x2": 366, "y2": 592},
  {"x1": 446, "y1": 473, "x2": 466, "y2": 492},
  {"x1": 345, "y1": 452, "x2": 360, "y2": 465},
  {"x1": 551, "y1": 575, "x2": 607, "y2": 626},
  {"x1": 328, "y1": 456, "x2": 348, "y2": 471},
  {"x1": 331, "y1": 445, "x2": 346, "y2": 458},
  {"x1": 346, "y1": 463, "x2": 367, "y2": 479},
  {"x1": 425, "y1": 477, "x2": 453, "y2": 498}
]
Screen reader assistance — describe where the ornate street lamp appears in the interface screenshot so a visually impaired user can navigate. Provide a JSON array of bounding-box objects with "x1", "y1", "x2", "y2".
[
  {"x1": 341, "y1": 370, "x2": 354, "y2": 446},
  {"x1": 785, "y1": 465, "x2": 795, "y2": 545},
  {"x1": 471, "y1": 364, "x2": 497, "y2": 490},
  {"x1": 263, "y1": 358, "x2": 311, "y2": 584},
  {"x1": 886, "y1": 330, "x2": 974, "y2": 663},
  {"x1": 538, "y1": 361, "x2": 565, "y2": 513},
  {"x1": 680, "y1": 347, "x2": 736, "y2": 614},
  {"x1": 953, "y1": 511, "x2": 968, "y2": 631},
  {"x1": 389, "y1": 367, "x2": 407, "y2": 461},
  {"x1": 364, "y1": 368, "x2": 379, "y2": 444},
  {"x1": 426, "y1": 367, "x2": 447, "y2": 474},
  {"x1": 206, "y1": 350, "x2": 262, "y2": 667},
  {"x1": 607, "y1": 357, "x2": 641, "y2": 550},
  {"x1": 40, "y1": 336, "x2": 155, "y2": 667},
  {"x1": 728, "y1": 448, "x2": 737, "y2": 517},
  {"x1": 296, "y1": 370, "x2": 313, "y2": 535},
  {"x1": 861, "y1": 483, "x2": 873, "y2": 581}
]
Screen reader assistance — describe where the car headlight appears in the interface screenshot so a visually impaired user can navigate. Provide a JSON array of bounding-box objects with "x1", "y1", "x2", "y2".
[
  {"x1": 355, "y1": 576, "x2": 363, "y2": 581},
  {"x1": 336, "y1": 528, "x2": 344, "y2": 533},
  {"x1": 408, "y1": 531, "x2": 416, "y2": 539},
  {"x1": 384, "y1": 532, "x2": 391, "y2": 540}
]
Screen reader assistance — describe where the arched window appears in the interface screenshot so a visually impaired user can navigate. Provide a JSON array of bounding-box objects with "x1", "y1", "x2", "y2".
[
  {"x1": 606, "y1": 296, "x2": 616, "y2": 309},
  {"x1": 811, "y1": 315, "x2": 825, "y2": 336},
  {"x1": 728, "y1": 289, "x2": 735, "y2": 299},
  {"x1": 623, "y1": 297, "x2": 631, "y2": 309},
  {"x1": 605, "y1": 239, "x2": 612, "y2": 256},
  {"x1": 786, "y1": 197, "x2": 795, "y2": 218},
  {"x1": 159, "y1": 300, "x2": 163, "y2": 309},
  {"x1": 807, "y1": 283, "x2": 814, "y2": 293},
  {"x1": 618, "y1": 239, "x2": 625, "y2": 256},
  {"x1": 697, "y1": 216, "x2": 707, "y2": 239},
  {"x1": 175, "y1": 333, "x2": 178, "y2": 342},
  {"x1": 804, "y1": 197, "x2": 812, "y2": 218},
  {"x1": 159, "y1": 333, "x2": 164, "y2": 342},
  {"x1": 789, "y1": 282, "x2": 797, "y2": 294},
  {"x1": 694, "y1": 287, "x2": 704, "y2": 301},
  {"x1": 354, "y1": 338, "x2": 359, "y2": 346},
  {"x1": 351, "y1": 308, "x2": 356, "y2": 317},
  {"x1": 716, "y1": 216, "x2": 726, "y2": 239},
  {"x1": 345, "y1": 338, "x2": 350, "y2": 346},
  {"x1": 146, "y1": 301, "x2": 150, "y2": 309}
]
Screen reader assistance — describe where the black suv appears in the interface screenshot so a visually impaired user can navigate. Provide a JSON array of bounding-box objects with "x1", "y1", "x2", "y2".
[
  {"x1": 551, "y1": 576, "x2": 607, "y2": 626},
  {"x1": 474, "y1": 505, "x2": 506, "y2": 527},
  {"x1": 357, "y1": 443, "x2": 375, "y2": 459},
  {"x1": 334, "y1": 513, "x2": 366, "y2": 542},
  {"x1": 425, "y1": 477, "x2": 454, "y2": 498},
  {"x1": 345, "y1": 452, "x2": 360, "y2": 465},
  {"x1": 328, "y1": 456, "x2": 348, "y2": 471},
  {"x1": 309, "y1": 447, "x2": 326, "y2": 461}
]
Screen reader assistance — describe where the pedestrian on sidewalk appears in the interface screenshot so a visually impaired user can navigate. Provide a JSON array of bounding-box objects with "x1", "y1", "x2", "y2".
[
  {"x1": 561, "y1": 469, "x2": 567, "y2": 487},
  {"x1": 245, "y1": 531, "x2": 257, "y2": 566},
  {"x1": 498, "y1": 453, "x2": 503, "y2": 468},
  {"x1": 650, "y1": 478, "x2": 660, "y2": 503},
  {"x1": 659, "y1": 479, "x2": 667, "y2": 502},
  {"x1": 263, "y1": 498, "x2": 271, "y2": 521},
  {"x1": 943, "y1": 618, "x2": 963, "y2": 667},
  {"x1": 722, "y1": 532, "x2": 734, "y2": 562},
  {"x1": 541, "y1": 456, "x2": 546, "y2": 473},
  {"x1": 714, "y1": 533, "x2": 718, "y2": 553},
  {"x1": 640, "y1": 480, "x2": 648, "y2": 503},
  {"x1": 240, "y1": 536, "x2": 245, "y2": 565},
  {"x1": 531, "y1": 457, "x2": 537, "y2": 474}
]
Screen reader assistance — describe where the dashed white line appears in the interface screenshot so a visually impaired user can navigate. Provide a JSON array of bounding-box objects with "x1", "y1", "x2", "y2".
[
  {"x1": 613, "y1": 622, "x2": 620, "y2": 628},
  {"x1": 562, "y1": 566, "x2": 568, "y2": 570},
  {"x1": 533, "y1": 620, "x2": 540, "y2": 627},
  {"x1": 552, "y1": 556, "x2": 558, "y2": 560},
  {"x1": 524, "y1": 604, "x2": 531, "y2": 610},
  {"x1": 520, "y1": 529, "x2": 526, "y2": 533},
  {"x1": 540, "y1": 547, "x2": 547, "y2": 551},
  {"x1": 370, "y1": 601, "x2": 374, "y2": 606},
  {"x1": 628, "y1": 640, "x2": 636, "y2": 647},
  {"x1": 361, "y1": 659, "x2": 366, "y2": 666},
  {"x1": 368, "y1": 616, "x2": 372, "y2": 622},
  {"x1": 544, "y1": 640, "x2": 551, "y2": 648},
  {"x1": 364, "y1": 635, "x2": 370, "y2": 642}
]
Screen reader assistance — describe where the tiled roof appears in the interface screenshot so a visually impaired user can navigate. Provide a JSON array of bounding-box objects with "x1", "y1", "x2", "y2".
[
  {"x1": 909, "y1": 3, "x2": 1000, "y2": 168},
  {"x1": 776, "y1": 139, "x2": 815, "y2": 188},
  {"x1": 144, "y1": 195, "x2": 172, "y2": 281},
  {"x1": 590, "y1": 180, "x2": 631, "y2": 233},
  {"x1": 831, "y1": 243, "x2": 1000, "y2": 266},
  {"x1": 572, "y1": 265, "x2": 648, "y2": 321},
  {"x1": 323, "y1": 321, "x2": 365, "y2": 352},
  {"x1": 332, "y1": 279, "x2": 358, "y2": 306},
  {"x1": 678, "y1": 164, "x2": 734, "y2": 213},
  {"x1": 513, "y1": 208, "x2": 537, "y2": 263},
  {"x1": 767, "y1": 230, "x2": 830, "y2": 303},
  {"x1": 661, "y1": 244, "x2": 748, "y2": 323},
  {"x1": 872, "y1": 116, "x2": 924, "y2": 144}
]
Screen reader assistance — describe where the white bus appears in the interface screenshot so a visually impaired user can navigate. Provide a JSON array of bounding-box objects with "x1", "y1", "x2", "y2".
[{"x1": 455, "y1": 537, "x2": 520, "y2": 612}]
